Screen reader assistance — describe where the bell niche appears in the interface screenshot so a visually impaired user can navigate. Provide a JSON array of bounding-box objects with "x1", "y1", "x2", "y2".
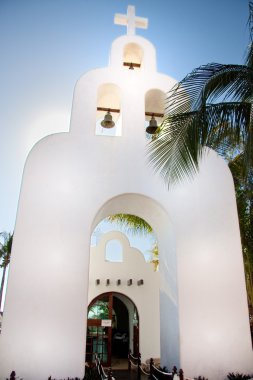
[
  {"x1": 96, "y1": 83, "x2": 122, "y2": 136},
  {"x1": 145, "y1": 89, "x2": 165, "y2": 136},
  {"x1": 123, "y1": 43, "x2": 143, "y2": 70}
]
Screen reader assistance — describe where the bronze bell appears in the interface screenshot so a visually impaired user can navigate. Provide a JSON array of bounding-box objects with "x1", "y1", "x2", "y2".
[
  {"x1": 101, "y1": 111, "x2": 115, "y2": 128},
  {"x1": 146, "y1": 115, "x2": 158, "y2": 134}
]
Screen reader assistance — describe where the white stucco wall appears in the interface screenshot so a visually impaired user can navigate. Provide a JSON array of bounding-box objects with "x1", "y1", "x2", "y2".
[
  {"x1": 88, "y1": 231, "x2": 160, "y2": 361},
  {"x1": 0, "y1": 10, "x2": 252, "y2": 380},
  {"x1": 0, "y1": 313, "x2": 3, "y2": 334},
  {"x1": 168, "y1": 152, "x2": 253, "y2": 378}
]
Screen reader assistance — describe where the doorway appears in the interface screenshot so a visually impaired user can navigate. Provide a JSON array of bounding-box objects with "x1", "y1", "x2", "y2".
[{"x1": 86, "y1": 292, "x2": 139, "y2": 367}]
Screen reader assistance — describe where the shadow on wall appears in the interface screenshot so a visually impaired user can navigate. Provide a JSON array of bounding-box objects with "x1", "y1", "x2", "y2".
[{"x1": 160, "y1": 290, "x2": 180, "y2": 369}]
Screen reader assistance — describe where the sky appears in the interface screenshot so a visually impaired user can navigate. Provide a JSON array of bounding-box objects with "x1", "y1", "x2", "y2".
[{"x1": 0, "y1": 0, "x2": 250, "y2": 235}]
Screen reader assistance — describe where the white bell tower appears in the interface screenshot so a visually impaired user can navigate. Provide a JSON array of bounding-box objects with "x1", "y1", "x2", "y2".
[{"x1": 0, "y1": 5, "x2": 252, "y2": 380}]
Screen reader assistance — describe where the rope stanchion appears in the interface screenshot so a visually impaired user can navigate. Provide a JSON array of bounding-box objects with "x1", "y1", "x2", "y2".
[
  {"x1": 179, "y1": 369, "x2": 184, "y2": 380},
  {"x1": 129, "y1": 351, "x2": 185, "y2": 380},
  {"x1": 128, "y1": 350, "x2": 131, "y2": 372},
  {"x1": 107, "y1": 367, "x2": 113, "y2": 380},
  {"x1": 95, "y1": 353, "x2": 115, "y2": 380},
  {"x1": 150, "y1": 358, "x2": 184, "y2": 380},
  {"x1": 128, "y1": 350, "x2": 149, "y2": 379},
  {"x1": 137, "y1": 353, "x2": 141, "y2": 380},
  {"x1": 139, "y1": 366, "x2": 150, "y2": 376}
]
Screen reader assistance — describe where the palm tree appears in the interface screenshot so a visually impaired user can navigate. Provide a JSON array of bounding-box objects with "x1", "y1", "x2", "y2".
[
  {"x1": 148, "y1": 3, "x2": 253, "y2": 187},
  {"x1": 149, "y1": 241, "x2": 159, "y2": 271},
  {"x1": 229, "y1": 154, "x2": 253, "y2": 307},
  {"x1": 0, "y1": 232, "x2": 13, "y2": 310},
  {"x1": 148, "y1": 2, "x2": 253, "y2": 308}
]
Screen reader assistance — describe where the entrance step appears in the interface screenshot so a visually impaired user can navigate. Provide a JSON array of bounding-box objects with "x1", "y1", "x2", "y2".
[
  {"x1": 111, "y1": 369, "x2": 135, "y2": 380},
  {"x1": 111, "y1": 357, "x2": 128, "y2": 370}
]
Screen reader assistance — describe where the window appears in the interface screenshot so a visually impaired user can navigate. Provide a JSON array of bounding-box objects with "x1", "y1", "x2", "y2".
[{"x1": 105, "y1": 240, "x2": 123, "y2": 262}]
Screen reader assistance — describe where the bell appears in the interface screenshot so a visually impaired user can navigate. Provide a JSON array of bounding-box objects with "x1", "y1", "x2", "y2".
[
  {"x1": 129, "y1": 62, "x2": 134, "y2": 70},
  {"x1": 101, "y1": 111, "x2": 115, "y2": 128},
  {"x1": 146, "y1": 115, "x2": 158, "y2": 134}
]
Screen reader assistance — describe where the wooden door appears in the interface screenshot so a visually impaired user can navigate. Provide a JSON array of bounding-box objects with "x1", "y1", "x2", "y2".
[
  {"x1": 86, "y1": 319, "x2": 111, "y2": 366},
  {"x1": 86, "y1": 293, "x2": 113, "y2": 366},
  {"x1": 133, "y1": 325, "x2": 139, "y2": 356}
]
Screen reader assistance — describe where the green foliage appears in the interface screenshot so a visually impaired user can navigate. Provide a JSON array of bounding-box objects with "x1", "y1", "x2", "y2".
[
  {"x1": 106, "y1": 214, "x2": 153, "y2": 236},
  {"x1": 149, "y1": 241, "x2": 159, "y2": 271},
  {"x1": 227, "y1": 372, "x2": 253, "y2": 379},
  {"x1": 0, "y1": 232, "x2": 13, "y2": 269},
  {"x1": 148, "y1": 65, "x2": 253, "y2": 186},
  {"x1": 0, "y1": 232, "x2": 13, "y2": 310},
  {"x1": 229, "y1": 154, "x2": 253, "y2": 306},
  {"x1": 88, "y1": 300, "x2": 109, "y2": 319},
  {"x1": 147, "y1": 2, "x2": 253, "y2": 305},
  {"x1": 148, "y1": 3, "x2": 253, "y2": 188}
]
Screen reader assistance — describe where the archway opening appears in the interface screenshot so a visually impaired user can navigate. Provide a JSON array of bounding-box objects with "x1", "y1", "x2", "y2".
[
  {"x1": 87, "y1": 211, "x2": 160, "y2": 368},
  {"x1": 88, "y1": 194, "x2": 179, "y2": 370},
  {"x1": 86, "y1": 292, "x2": 139, "y2": 368}
]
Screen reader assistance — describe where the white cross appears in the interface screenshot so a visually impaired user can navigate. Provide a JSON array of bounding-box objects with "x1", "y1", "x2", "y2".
[{"x1": 114, "y1": 5, "x2": 148, "y2": 36}]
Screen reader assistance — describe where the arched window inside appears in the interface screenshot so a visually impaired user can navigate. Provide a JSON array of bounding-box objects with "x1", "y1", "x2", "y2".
[
  {"x1": 96, "y1": 83, "x2": 122, "y2": 136},
  {"x1": 105, "y1": 240, "x2": 123, "y2": 262}
]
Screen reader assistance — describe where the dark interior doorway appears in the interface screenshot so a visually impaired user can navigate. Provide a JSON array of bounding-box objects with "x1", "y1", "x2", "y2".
[{"x1": 86, "y1": 292, "x2": 139, "y2": 367}]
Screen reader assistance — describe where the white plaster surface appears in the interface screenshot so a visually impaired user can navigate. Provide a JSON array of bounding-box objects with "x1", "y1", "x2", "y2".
[{"x1": 0, "y1": 7, "x2": 252, "y2": 380}]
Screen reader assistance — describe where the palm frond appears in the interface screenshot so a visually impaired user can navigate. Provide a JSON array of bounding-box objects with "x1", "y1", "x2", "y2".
[
  {"x1": 203, "y1": 66, "x2": 253, "y2": 103},
  {"x1": 248, "y1": 1, "x2": 253, "y2": 42},
  {"x1": 228, "y1": 153, "x2": 247, "y2": 183},
  {"x1": 167, "y1": 64, "x2": 253, "y2": 119},
  {"x1": 246, "y1": 41, "x2": 253, "y2": 69},
  {"x1": 106, "y1": 214, "x2": 153, "y2": 236},
  {"x1": 165, "y1": 64, "x2": 225, "y2": 114},
  {"x1": 148, "y1": 102, "x2": 252, "y2": 186},
  {"x1": 148, "y1": 111, "x2": 202, "y2": 185},
  {"x1": 205, "y1": 102, "x2": 251, "y2": 147}
]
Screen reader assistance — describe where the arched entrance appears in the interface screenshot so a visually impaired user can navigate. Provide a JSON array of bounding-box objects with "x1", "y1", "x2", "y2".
[
  {"x1": 89, "y1": 194, "x2": 179, "y2": 368},
  {"x1": 86, "y1": 292, "x2": 139, "y2": 367}
]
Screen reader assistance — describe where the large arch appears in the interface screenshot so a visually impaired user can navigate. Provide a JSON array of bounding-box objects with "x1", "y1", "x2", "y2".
[{"x1": 90, "y1": 193, "x2": 180, "y2": 368}]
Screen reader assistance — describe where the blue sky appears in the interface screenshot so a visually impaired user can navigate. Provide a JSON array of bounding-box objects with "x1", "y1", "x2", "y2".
[{"x1": 0, "y1": 0, "x2": 250, "y2": 234}]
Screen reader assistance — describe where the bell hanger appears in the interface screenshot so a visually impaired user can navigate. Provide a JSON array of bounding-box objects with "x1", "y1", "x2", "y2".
[
  {"x1": 97, "y1": 107, "x2": 120, "y2": 129},
  {"x1": 145, "y1": 112, "x2": 164, "y2": 135}
]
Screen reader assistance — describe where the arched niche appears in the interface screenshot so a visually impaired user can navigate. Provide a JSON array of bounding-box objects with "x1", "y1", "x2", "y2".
[
  {"x1": 145, "y1": 89, "x2": 166, "y2": 137},
  {"x1": 123, "y1": 43, "x2": 143, "y2": 69},
  {"x1": 96, "y1": 83, "x2": 122, "y2": 136}
]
